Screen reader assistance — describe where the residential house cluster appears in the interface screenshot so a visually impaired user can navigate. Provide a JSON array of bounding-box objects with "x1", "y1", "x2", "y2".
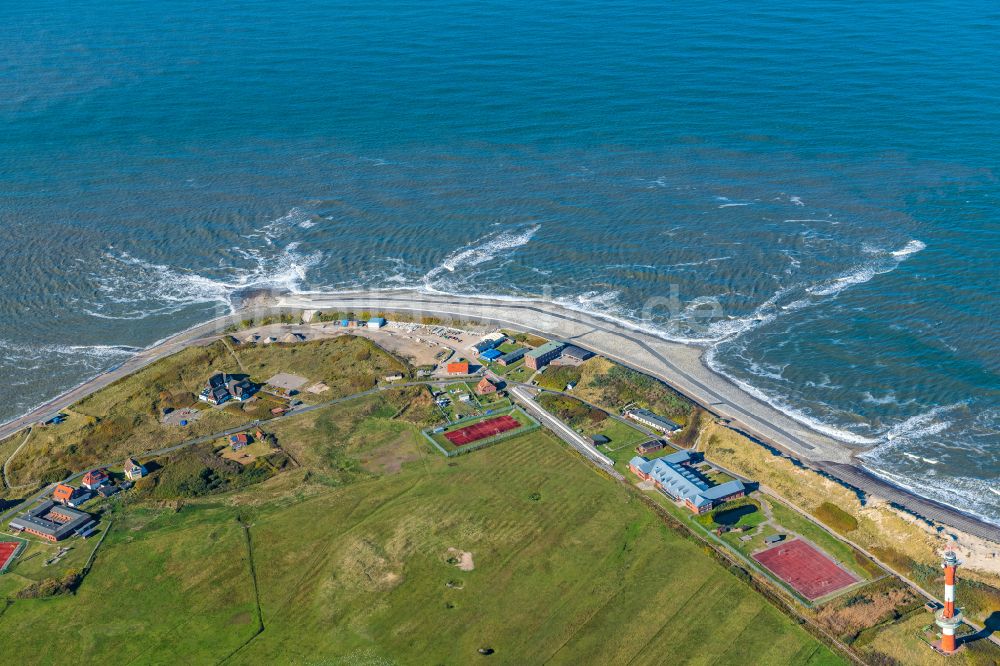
[{"x1": 199, "y1": 373, "x2": 257, "y2": 406}]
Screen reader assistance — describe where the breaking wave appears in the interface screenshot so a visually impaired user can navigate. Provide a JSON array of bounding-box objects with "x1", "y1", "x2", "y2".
[
  {"x1": 806, "y1": 239, "x2": 925, "y2": 297},
  {"x1": 85, "y1": 244, "x2": 323, "y2": 319},
  {"x1": 423, "y1": 224, "x2": 540, "y2": 284}
]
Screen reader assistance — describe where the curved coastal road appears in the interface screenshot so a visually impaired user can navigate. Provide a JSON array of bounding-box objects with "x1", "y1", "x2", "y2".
[
  {"x1": 1, "y1": 288, "x2": 997, "y2": 542},
  {"x1": 279, "y1": 290, "x2": 850, "y2": 461}
]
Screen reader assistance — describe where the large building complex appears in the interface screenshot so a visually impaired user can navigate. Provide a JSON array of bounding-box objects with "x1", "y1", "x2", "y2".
[
  {"x1": 524, "y1": 341, "x2": 565, "y2": 370},
  {"x1": 9, "y1": 500, "x2": 96, "y2": 541},
  {"x1": 629, "y1": 451, "x2": 745, "y2": 514}
]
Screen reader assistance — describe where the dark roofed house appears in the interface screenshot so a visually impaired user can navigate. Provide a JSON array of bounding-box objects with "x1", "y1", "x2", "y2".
[
  {"x1": 497, "y1": 348, "x2": 527, "y2": 366},
  {"x1": 200, "y1": 373, "x2": 256, "y2": 405},
  {"x1": 561, "y1": 345, "x2": 593, "y2": 362},
  {"x1": 636, "y1": 440, "x2": 665, "y2": 455},
  {"x1": 227, "y1": 377, "x2": 255, "y2": 401},
  {"x1": 97, "y1": 484, "x2": 120, "y2": 498},
  {"x1": 625, "y1": 408, "x2": 681, "y2": 433}
]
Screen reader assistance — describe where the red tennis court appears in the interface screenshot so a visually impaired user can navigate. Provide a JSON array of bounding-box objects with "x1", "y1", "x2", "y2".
[
  {"x1": 753, "y1": 539, "x2": 858, "y2": 600},
  {"x1": 0, "y1": 541, "x2": 20, "y2": 572},
  {"x1": 445, "y1": 415, "x2": 521, "y2": 446}
]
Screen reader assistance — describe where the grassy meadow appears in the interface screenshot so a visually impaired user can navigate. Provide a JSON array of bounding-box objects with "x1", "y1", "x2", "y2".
[
  {"x1": 0, "y1": 336, "x2": 405, "y2": 493},
  {"x1": 0, "y1": 396, "x2": 844, "y2": 665}
]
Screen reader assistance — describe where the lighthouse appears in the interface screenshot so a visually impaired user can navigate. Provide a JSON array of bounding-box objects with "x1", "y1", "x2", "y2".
[{"x1": 935, "y1": 550, "x2": 962, "y2": 654}]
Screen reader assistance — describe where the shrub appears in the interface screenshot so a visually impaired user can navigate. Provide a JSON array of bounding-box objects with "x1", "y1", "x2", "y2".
[
  {"x1": 588, "y1": 365, "x2": 691, "y2": 418},
  {"x1": 536, "y1": 366, "x2": 583, "y2": 391},
  {"x1": 537, "y1": 393, "x2": 606, "y2": 429},
  {"x1": 813, "y1": 501, "x2": 858, "y2": 533},
  {"x1": 16, "y1": 570, "x2": 82, "y2": 599},
  {"x1": 673, "y1": 408, "x2": 706, "y2": 448}
]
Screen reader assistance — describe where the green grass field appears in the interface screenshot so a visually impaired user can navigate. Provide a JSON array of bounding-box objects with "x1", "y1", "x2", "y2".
[{"x1": 0, "y1": 413, "x2": 844, "y2": 665}]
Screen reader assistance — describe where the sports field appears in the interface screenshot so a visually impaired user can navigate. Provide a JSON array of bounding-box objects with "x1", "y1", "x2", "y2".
[
  {"x1": 444, "y1": 414, "x2": 520, "y2": 446},
  {"x1": 0, "y1": 540, "x2": 20, "y2": 572},
  {"x1": 753, "y1": 539, "x2": 858, "y2": 600}
]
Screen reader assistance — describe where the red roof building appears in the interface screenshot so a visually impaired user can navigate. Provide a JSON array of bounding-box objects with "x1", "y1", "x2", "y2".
[
  {"x1": 52, "y1": 484, "x2": 75, "y2": 504},
  {"x1": 475, "y1": 377, "x2": 497, "y2": 395},
  {"x1": 81, "y1": 469, "x2": 109, "y2": 490},
  {"x1": 447, "y1": 362, "x2": 470, "y2": 374}
]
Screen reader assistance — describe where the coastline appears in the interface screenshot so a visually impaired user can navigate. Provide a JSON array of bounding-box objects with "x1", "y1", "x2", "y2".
[{"x1": 1, "y1": 287, "x2": 997, "y2": 542}]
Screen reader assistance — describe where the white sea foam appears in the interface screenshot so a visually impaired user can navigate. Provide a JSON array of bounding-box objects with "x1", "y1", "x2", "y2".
[
  {"x1": 718, "y1": 202, "x2": 751, "y2": 208},
  {"x1": 789, "y1": 196, "x2": 805, "y2": 206},
  {"x1": 423, "y1": 225, "x2": 540, "y2": 283},
  {"x1": 860, "y1": 462, "x2": 1000, "y2": 526},
  {"x1": 555, "y1": 290, "x2": 622, "y2": 312},
  {"x1": 806, "y1": 239, "x2": 925, "y2": 297},
  {"x1": 666, "y1": 256, "x2": 734, "y2": 268},
  {"x1": 705, "y1": 346, "x2": 884, "y2": 445},
  {"x1": 861, "y1": 390, "x2": 917, "y2": 407},
  {"x1": 892, "y1": 239, "x2": 927, "y2": 258},
  {"x1": 244, "y1": 207, "x2": 321, "y2": 244},
  {"x1": 87, "y1": 239, "x2": 323, "y2": 318}
]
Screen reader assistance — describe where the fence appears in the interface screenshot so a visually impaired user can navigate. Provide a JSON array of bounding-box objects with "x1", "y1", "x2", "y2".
[{"x1": 422, "y1": 406, "x2": 541, "y2": 458}]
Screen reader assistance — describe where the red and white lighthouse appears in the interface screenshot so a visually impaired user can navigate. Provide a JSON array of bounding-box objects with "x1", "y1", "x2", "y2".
[{"x1": 935, "y1": 550, "x2": 962, "y2": 654}]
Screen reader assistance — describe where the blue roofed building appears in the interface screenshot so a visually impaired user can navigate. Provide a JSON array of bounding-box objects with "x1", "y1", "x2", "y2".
[
  {"x1": 367, "y1": 317, "x2": 387, "y2": 329},
  {"x1": 479, "y1": 348, "x2": 503, "y2": 361},
  {"x1": 629, "y1": 451, "x2": 746, "y2": 514}
]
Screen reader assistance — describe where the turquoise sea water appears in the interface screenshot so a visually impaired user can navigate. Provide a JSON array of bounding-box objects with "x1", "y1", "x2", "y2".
[{"x1": 1, "y1": 1, "x2": 998, "y2": 521}]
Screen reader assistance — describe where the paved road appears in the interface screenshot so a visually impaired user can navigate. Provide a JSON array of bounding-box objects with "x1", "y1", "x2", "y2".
[
  {"x1": 509, "y1": 385, "x2": 616, "y2": 470},
  {"x1": 1, "y1": 288, "x2": 995, "y2": 544}
]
